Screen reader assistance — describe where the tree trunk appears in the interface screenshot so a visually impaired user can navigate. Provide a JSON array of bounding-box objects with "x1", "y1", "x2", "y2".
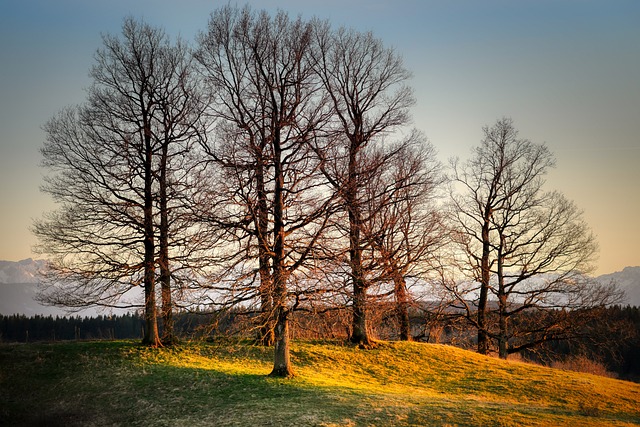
[
  {"x1": 350, "y1": 276, "x2": 370, "y2": 346},
  {"x1": 159, "y1": 139, "x2": 173, "y2": 346},
  {"x1": 477, "y1": 219, "x2": 491, "y2": 355},
  {"x1": 497, "y1": 235, "x2": 508, "y2": 359},
  {"x1": 268, "y1": 129, "x2": 293, "y2": 377},
  {"x1": 347, "y1": 139, "x2": 372, "y2": 347},
  {"x1": 269, "y1": 299, "x2": 292, "y2": 377},
  {"x1": 256, "y1": 156, "x2": 274, "y2": 346},
  {"x1": 498, "y1": 292, "x2": 508, "y2": 359},
  {"x1": 142, "y1": 125, "x2": 160, "y2": 347},
  {"x1": 394, "y1": 271, "x2": 411, "y2": 341},
  {"x1": 258, "y1": 266, "x2": 275, "y2": 346}
]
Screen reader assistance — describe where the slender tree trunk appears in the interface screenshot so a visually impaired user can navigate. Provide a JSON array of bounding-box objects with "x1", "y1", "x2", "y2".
[
  {"x1": 348, "y1": 139, "x2": 372, "y2": 347},
  {"x1": 498, "y1": 292, "x2": 508, "y2": 359},
  {"x1": 256, "y1": 157, "x2": 275, "y2": 346},
  {"x1": 159, "y1": 140, "x2": 173, "y2": 345},
  {"x1": 393, "y1": 270, "x2": 411, "y2": 341},
  {"x1": 497, "y1": 235, "x2": 508, "y2": 359},
  {"x1": 258, "y1": 260, "x2": 275, "y2": 346},
  {"x1": 477, "y1": 220, "x2": 491, "y2": 355},
  {"x1": 142, "y1": 125, "x2": 160, "y2": 347},
  {"x1": 351, "y1": 274, "x2": 369, "y2": 345},
  {"x1": 269, "y1": 130, "x2": 293, "y2": 377}
]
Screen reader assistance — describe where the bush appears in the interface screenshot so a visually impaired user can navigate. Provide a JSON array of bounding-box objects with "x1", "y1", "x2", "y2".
[{"x1": 551, "y1": 355, "x2": 617, "y2": 378}]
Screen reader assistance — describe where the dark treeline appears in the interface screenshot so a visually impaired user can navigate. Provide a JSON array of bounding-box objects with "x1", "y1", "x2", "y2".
[
  {"x1": 0, "y1": 311, "x2": 241, "y2": 343},
  {"x1": 0, "y1": 313, "x2": 143, "y2": 342},
  {"x1": 533, "y1": 305, "x2": 640, "y2": 382},
  {"x1": 3, "y1": 304, "x2": 639, "y2": 381}
]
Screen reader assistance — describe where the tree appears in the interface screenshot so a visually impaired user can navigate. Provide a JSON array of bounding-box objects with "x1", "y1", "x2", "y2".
[
  {"x1": 363, "y1": 138, "x2": 446, "y2": 340},
  {"x1": 448, "y1": 118, "x2": 611, "y2": 357},
  {"x1": 312, "y1": 23, "x2": 415, "y2": 347},
  {"x1": 33, "y1": 18, "x2": 206, "y2": 347},
  {"x1": 196, "y1": 6, "x2": 335, "y2": 376},
  {"x1": 151, "y1": 35, "x2": 209, "y2": 345}
]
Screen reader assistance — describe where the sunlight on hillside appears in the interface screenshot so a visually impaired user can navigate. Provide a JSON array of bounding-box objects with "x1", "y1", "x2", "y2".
[{"x1": 117, "y1": 340, "x2": 640, "y2": 426}]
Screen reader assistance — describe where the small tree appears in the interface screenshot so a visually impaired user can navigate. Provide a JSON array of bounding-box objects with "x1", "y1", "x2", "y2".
[{"x1": 363, "y1": 137, "x2": 446, "y2": 340}]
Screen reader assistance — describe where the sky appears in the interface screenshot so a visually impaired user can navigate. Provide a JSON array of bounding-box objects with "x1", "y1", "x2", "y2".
[{"x1": 0, "y1": 0, "x2": 638, "y2": 276}]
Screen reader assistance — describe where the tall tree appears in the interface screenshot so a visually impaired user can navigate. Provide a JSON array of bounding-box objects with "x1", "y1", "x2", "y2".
[
  {"x1": 34, "y1": 18, "x2": 205, "y2": 347},
  {"x1": 312, "y1": 24, "x2": 415, "y2": 347},
  {"x1": 151, "y1": 36, "x2": 208, "y2": 345},
  {"x1": 197, "y1": 6, "x2": 334, "y2": 376}
]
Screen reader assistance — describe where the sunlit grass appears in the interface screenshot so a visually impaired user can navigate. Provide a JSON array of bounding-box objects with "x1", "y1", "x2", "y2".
[{"x1": 1, "y1": 339, "x2": 639, "y2": 426}]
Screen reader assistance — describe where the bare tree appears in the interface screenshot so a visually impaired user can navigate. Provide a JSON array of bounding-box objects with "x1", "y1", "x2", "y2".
[
  {"x1": 312, "y1": 23, "x2": 415, "y2": 347},
  {"x1": 34, "y1": 18, "x2": 206, "y2": 347},
  {"x1": 152, "y1": 37, "x2": 209, "y2": 345},
  {"x1": 448, "y1": 118, "x2": 611, "y2": 357},
  {"x1": 363, "y1": 137, "x2": 447, "y2": 340},
  {"x1": 196, "y1": 6, "x2": 334, "y2": 376}
]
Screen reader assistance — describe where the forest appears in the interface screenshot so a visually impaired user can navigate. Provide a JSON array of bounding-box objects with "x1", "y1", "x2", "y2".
[{"x1": 30, "y1": 4, "x2": 623, "y2": 378}]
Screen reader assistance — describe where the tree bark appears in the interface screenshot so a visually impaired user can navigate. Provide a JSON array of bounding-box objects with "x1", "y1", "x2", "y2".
[
  {"x1": 142, "y1": 124, "x2": 160, "y2": 347},
  {"x1": 394, "y1": 271, "x2": 411, "y2": 341},
  {"x1": 497, "y1": 234, "x2": 508, "y2": 359},
  {"x1": 268, "y1": 128, "x2": 293, "y2": 377},
  {"x1": 348, "y1": 138, "x2": 372, "y2": 347},
  {"x1": 477, "y1": 215, "x2": 491, "y2": 355},
  {"x1": 159, "y1": 139, "x2": 173, "y2": 346}
]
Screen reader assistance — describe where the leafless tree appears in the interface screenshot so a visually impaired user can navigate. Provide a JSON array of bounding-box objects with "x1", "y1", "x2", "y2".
[
  {"x1": 196, "y1": 6, "x2": 335, "y2": 376},
  {"x1": 33, "y1": 18, "x2": 207, "y2": 347},
  {"x1": 311, "y1": 23, "x2": 415, "y2": 347},
  {"x1": 363, "y1": 137, "x2": 447, "y2": 340},
  {"x1": 447, "y1": 118, "x2": 614, "y2": 357}
]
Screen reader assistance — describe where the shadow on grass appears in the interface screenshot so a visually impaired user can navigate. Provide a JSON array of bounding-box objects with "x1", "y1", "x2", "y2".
[
  {"x1": 2, "y1": 340, "x2": 639, "y2": 427},
  {"x1": 0, "y1": 341, "x2": 359, "y2": 426}
]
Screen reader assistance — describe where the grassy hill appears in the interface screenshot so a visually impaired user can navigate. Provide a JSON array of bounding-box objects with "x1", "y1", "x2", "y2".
[{"x1": 1, "y1": 340, "x2": 639, "y2": 426}]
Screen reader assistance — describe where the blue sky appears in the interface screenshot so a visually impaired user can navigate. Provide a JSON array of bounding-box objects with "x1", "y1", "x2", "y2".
[{"x1": 1, "y1": 0, "x2": 639, "y2": 275}]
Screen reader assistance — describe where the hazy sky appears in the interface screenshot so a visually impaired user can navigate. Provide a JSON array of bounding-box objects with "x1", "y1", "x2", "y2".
[{"x1": 1, "y1": 0, "x2": 638, "y2": 275}]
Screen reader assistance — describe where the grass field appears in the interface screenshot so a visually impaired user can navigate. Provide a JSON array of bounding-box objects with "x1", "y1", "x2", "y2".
[{"x1": 1, "y1": 339, "x2": 639, "y2": 426}]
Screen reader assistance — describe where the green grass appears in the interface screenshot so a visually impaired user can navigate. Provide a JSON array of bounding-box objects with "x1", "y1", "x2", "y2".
[{"x1": 1, "y1": 339, "x2": 639, "y2": 426}]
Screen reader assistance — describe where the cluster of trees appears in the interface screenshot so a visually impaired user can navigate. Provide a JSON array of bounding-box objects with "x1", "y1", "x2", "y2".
[{"x1": 33, "y1": 5, "x2": 619, "y2": 377}]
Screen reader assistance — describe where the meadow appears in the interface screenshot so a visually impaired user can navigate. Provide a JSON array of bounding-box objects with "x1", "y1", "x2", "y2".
[{"x1": 1, "y1": 339, "x2": 639, "y2": 426}]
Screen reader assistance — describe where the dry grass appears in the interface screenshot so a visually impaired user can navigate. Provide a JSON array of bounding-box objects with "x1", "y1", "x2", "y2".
[
  {"x1": 551, "y1": 355, "x2": 618, "y2": 378},
  {"x1": 1, "y1": 339, "x2": 639, "y2": 426}
]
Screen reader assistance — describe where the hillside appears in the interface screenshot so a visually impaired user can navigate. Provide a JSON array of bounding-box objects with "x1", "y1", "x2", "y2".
[{"x1": 1, "y1": 340, "x2": 639, "y2": 426}]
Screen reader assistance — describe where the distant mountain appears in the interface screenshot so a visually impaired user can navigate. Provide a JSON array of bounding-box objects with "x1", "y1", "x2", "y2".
[
  {"x1": 597, "y1": 266, "x2": 640, "y2": 307},
  {"x1": 0, "y1": 258, "x2": 46, "y2": 284},
  {"x1": 0, "y1": 259, "x2": 100, "y2": 317},
  {"x1": 1, "y1": 259, "x2": 639, "y2": 316}
]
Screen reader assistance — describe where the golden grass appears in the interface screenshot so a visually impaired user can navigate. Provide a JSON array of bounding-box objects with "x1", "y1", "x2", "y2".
[
  {"x1": 124, "y1": 339, "x2": 640, "y2": 426},
  {"x1": 1, "y1": 339, "x2": 639, "y2": 426}
]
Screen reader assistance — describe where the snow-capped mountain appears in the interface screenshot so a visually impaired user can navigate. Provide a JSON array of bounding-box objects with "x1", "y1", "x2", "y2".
[
  {"x1": 0, "y1": 258, "x2": 46, "y2": 284},
  {"x1": 597, "y1": 266, "x2": 640, "y2": 307},
  {"x1": 1, "y1": 259, "x2": 639, "y2": 316},
  {"x1": 0, "y1": 259, "x2": 101, "y2": 316}
]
